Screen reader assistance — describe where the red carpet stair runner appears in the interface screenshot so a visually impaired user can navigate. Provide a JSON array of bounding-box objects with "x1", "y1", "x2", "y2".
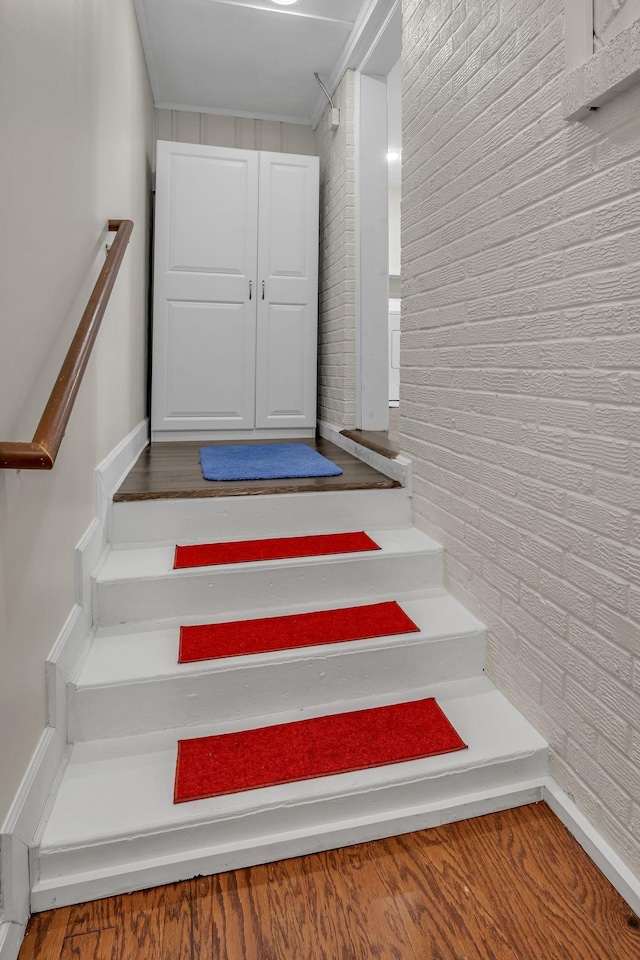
[
  {"x1": 173, "y1": 532, "x2": 467, "y2": 803},
  {"x1": 179, "y1": 600, "x2": 420, "y2": 662},
  {"x1": 174, "y1": 530, "x2": 381, "y2": 568},
  {"x1": 175, "y1": 698, "x2": 467, "y2": 802}
]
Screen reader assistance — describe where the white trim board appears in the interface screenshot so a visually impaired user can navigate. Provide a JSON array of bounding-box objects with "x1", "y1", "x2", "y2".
[
  {"x1": 543, "y1": 778, "x2": 640, "y2": 917},
  {"x1": 0, "y1": 728, "x2": 66, "y2": 926},
  {"x1": 565, "y1": 0, "x2": 593, "y2": 71},
  {"x1": 151, "y1": 428, "x2": 315, "y2": 443},
  {"x1": 0, "y1": 922, "x2": 25, "y2": 960},
  {"x1": 311, "y1": 0, "x2": 399, "y2": 129},
  {"x1": 76, "y1": 419, "x2": 149, "y2": 615}
]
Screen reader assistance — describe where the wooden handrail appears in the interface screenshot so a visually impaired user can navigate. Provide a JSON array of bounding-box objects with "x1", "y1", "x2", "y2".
[{"x1": 0, "y1": 219, "x2": 134, "y2": 470}]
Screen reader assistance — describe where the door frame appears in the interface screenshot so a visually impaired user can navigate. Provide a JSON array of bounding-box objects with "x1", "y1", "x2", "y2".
[{"x1": 354, "y1": 0, "x2": 401, "y2": 431}]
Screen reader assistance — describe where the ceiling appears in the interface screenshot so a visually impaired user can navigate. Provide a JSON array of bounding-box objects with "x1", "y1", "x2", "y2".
[{"x1": 134, "y1": 0, "x2": 373, "y2": 124}]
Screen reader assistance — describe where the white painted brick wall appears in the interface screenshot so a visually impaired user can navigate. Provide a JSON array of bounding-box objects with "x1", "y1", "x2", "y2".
[
  {"x1": 316, "y1": 71, "x2": 357, "y2": 428},
  {"x1": 403, "y1": 0, "x2": 640, "y2": 879},
  {"x1": 155, "y1": 109, "x2": 317, "y2": 156},
  {"x1": 594, "y1": 0, "x2": 640, "y2": 46}
]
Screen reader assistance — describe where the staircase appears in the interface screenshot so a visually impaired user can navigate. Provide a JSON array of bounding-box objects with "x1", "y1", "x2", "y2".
[{"x1": 31, "y1": 484, "x2": 547, "y2": 912}]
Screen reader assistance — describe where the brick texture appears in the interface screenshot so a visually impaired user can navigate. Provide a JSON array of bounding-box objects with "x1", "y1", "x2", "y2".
[
  {"x1": 316, "y1": 71, "x2": 357, "y2": 428},
  {"x1": 594, "y1": 0, "x2": 640, "y2": 46},
  {"x1": 403, "y1": 0, "x2": 640, "y2": 878}
]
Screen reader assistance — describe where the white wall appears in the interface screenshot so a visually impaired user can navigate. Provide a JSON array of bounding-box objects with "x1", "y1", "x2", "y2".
[
  {"x1": 389, "y1": 186, "x2": 401, "y2": 277},
  {"x1": 0, "y1": 0, "x2": 153, "y2": 823},
  {"x1": 316, "y1": 71, "x2": 357, "y2": 428},
  {"x1": 155, "y1": 108, "x2": 317, "y2": 156},
  {"x1": 403, "y1": 0, "x2": 640, "y2": 879}
]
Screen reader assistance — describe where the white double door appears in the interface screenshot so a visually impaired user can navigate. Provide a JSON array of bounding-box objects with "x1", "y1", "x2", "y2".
[{"x1": 151, "y1": 141, "x2": 319, "y2": 440}]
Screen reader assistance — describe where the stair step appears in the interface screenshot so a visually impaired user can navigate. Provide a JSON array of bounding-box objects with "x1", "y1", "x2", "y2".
[
  {"x1": 109, "y1": 488, "x2": 412, "y2": 546},
  {"x1": 33, "y1": 683, "x2": 547, "y2": 912},
  {"x1": 94, "y1": 527, "x2": 443, "y2": 626},
  {"x1": 71, "y1": 594, "x2": 485, "y2": 740}
]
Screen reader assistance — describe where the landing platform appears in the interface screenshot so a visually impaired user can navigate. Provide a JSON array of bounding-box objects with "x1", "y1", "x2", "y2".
[{"x1": 114, "y1": 437, "x2": 400, "y2": 502}]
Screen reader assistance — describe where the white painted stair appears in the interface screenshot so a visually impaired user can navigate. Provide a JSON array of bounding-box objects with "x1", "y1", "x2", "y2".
[
  {"x1": 70, "y1": 594, "x2": 485, "y2": 741},
  {"x1": 32, "y1": 486, "x2": 548, "y2": 911}
]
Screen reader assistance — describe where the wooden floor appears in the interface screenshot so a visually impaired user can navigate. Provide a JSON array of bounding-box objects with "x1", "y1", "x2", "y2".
[
  {"x1": 20, "y1": 804, "x2": 640, "y2": 959},
  {"x1": 114, "y1": 437, "x2": 400, "y2": 502}
]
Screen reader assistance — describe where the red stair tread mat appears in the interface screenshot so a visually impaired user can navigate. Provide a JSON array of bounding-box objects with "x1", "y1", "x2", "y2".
[
  {"x1": 179, "y1": 601, "x2": 421, "y2": 663},
  {"x1": 174, "y1": 698, "x2": 467, "y2": 803},
  {"x1": 173, "y1": 531, "x2": 381, "y2": 569}
]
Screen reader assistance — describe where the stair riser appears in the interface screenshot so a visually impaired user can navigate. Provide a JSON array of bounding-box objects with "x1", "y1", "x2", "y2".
[
  {"x1": 94, "y1": 551, "x2": 444, "y2": 626},
  {"x1": 33, "y1": 756, "x2": 547, "y2": 911},
  {"x1": 70, "y1": 630, "x2": 485, "y2": 741},
  {"x1": 109, "y1": 489, "x2": 411, "y2": 545}
]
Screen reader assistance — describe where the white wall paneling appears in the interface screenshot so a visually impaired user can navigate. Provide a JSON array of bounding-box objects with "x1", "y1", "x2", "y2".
[{"x1": 155, "y1": 109, "x2": 318, "y2": 158}]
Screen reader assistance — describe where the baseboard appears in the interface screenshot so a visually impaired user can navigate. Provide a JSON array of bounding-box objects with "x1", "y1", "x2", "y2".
[
  {"x1": 96, "y1": 419, "x2": 149, "y2": 530},
  {"x1": 75, "y1": 419, "x2": 149, "y2": 616},
  {"x1": 0, "y1": 728, "x2": 66, "y2": 925},
  {"x1": 0, "y1": 921, "x2": 25, "y2": 960},
  {"x1": 318, "y1": 420, "x2": 412, "y2": 494},
  {"x1": 152, "y1": 427, "x2": 316, "y2": 442},
  {"x1": 0, "y1": 420, "x2": 149, "y2": 934},
  {"x1": 46, "y1": 606, "x2": 92, "y2": 740},
  {"x1": 543, "y1": 777, "x2": 640, "y2": 916}
]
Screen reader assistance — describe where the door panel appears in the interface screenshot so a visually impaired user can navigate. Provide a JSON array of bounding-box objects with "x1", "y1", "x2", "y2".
[
  {"x1": 256, "y1": 153, "x2": 319, "y2": 429},
  {"x1": 257, "y1": 304, "x2": 311, "y2": 422},
  {"x1": 152, "y1": 142, "x2": 258, "y2": 434},
  {"x1": 263, "y1": 163, "x2": 309, "y2": 278},
  {"x1": 164, "y1": 302, "x2": 254, "y2": 427},
  {"x1": 168, "y1": 156, "x2": 253, "y2": 275}
]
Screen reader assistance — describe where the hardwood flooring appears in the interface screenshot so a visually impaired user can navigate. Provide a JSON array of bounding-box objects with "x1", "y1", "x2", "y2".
[
  {"x1": 114, "y1": 438, "x2": 399, "y2": 501},
  {"x1": 20, "y1": 803, "x2": 640, "y2": 959}
]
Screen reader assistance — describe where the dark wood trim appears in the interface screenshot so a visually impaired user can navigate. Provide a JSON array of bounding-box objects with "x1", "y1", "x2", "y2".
[
  {"x1": 0, "y1": 219, "x2": 134, "y2": 470},
  {"x1": 340, "y1": 428, "x2": 400, "y2": 460}
]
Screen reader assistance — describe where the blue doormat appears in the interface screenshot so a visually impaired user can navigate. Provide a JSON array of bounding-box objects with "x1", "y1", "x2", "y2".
[{"x1": 199, "y1": 443, "x2": 343, "y2": 481}]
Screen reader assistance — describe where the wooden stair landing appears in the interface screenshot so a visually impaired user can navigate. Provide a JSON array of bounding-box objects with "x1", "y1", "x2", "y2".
[{"x1": 114, "y1": 438, "x2": 400, "y2": 502}]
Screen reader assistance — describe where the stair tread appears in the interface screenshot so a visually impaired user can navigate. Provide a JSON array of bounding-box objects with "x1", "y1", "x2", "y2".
[
  {"x1": 96, "y1": 527, "x2": 442, "y2": 582},
  {"x1": 78, "y1": 593, "x2": 484, "y2": 687},
  {"x1": 40, "y1": 684, "x2": 546, "y2": 853}
]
